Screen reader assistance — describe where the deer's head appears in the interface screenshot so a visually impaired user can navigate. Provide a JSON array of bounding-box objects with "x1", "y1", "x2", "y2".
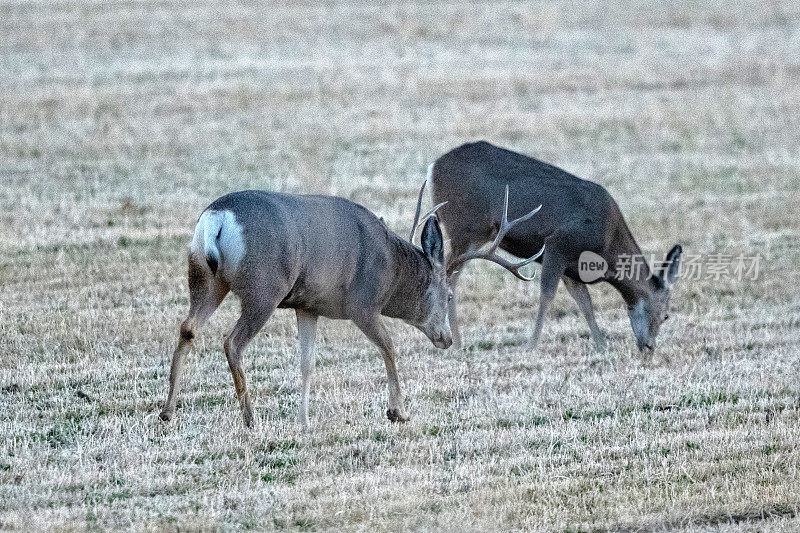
[
  {"x1": 628, "y1": 244, "x2": 682, "y2": 353},
  {"x1": 412, "y1": 216, "x2": 453, "y2": 349},
  {"x1": 408, "y1": 180, "x2": 543, "y2": 349}
]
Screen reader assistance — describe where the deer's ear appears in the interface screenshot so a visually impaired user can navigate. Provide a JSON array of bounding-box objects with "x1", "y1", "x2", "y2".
[
  {"x1": 661, "y1": 244, "x2": 683, "y2": 286},
  {"x1": 421, "y1": 216, "x2": 444, "y2": 267}
]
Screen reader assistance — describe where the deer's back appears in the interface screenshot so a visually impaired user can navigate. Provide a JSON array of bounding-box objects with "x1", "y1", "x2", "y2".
[
  {"x1": 431, "y1": 141, "x2": 620, "y2": 258},
  {"x1": 205, "y1": 190, "x2": 398, "y2": 319}
]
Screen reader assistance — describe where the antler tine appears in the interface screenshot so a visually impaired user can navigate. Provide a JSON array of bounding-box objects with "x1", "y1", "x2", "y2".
[
  {"x1": 410, "y1": 202, "x2": 448, "y2": 243},
  {"x1": 408, "y1": 180, "x2": 448, "y2": 247},
  {"x1": 484, "y1": 243, "x2": 545, "y2": 281},
  {"x1": 448, "y1": 184, "x2": 544, "y2": 280},
  {"x1": 409, "y1": 178, "x2": 427, "y2": 243},
  {"x1": 451, "y1": 242, "x2": 545, "y2": 281},
  {"x1": 489, "y1": 185, "x2": 542, "y2": 255},
  {"x1": 408, "y1": 178, "x2": 448, "y2": 244},
  {"x1": 423, "y1": 201, "x2": 448, "y2": 222}
]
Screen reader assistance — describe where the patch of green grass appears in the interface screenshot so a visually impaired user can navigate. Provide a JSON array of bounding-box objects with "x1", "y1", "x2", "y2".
[
  {"x1": 423, "y1": 424, "x2": 441, "y2": 437},
  {"x1": 762, "y1": 444, "x2": 778, "y2": 456},
  {"x1": 679, "y1": 390, "x2": 740, "y2": 408}
]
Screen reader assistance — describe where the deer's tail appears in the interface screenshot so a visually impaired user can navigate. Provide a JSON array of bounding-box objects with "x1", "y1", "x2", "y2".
[{"x1": 190, "y1": 210, "x2": 245, "y2": 277}]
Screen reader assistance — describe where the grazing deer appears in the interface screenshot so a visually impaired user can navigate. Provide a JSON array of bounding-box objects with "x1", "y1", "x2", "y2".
[
  {"x1": 158, "y1": 189, "x2": 534, "y2": 429},
  {"x1": 426, "y1": 141, "x2": 682, "y2": 353}
]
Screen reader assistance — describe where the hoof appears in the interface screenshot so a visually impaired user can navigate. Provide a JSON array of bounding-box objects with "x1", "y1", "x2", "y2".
[
  {"x1": 386, "y1": 408, "x2": 410, "y2": 423},
  {"x1": 158, "y1": 410, "x2": 173, "y2": 422}
]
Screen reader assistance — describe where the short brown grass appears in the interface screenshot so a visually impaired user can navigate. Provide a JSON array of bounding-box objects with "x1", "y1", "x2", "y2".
[{"x1": 1, "y1": 1, "x2": 799, "y2": 530}]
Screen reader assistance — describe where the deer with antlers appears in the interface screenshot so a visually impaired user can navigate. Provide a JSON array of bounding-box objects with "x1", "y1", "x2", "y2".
[
  {"x1": 159, "y1": 188, "x2": 540, "y2": 429},
  {"x1": 423, "y1": 141, "x2": 682, "y2": 353}
]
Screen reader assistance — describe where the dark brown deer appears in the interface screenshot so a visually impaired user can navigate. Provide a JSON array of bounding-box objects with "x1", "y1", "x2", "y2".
[
  {"x1": 158, "y1": 189, "x2": 533, "y2": 429},
  {"x1": 427, "y1": 141, "x2": 682, "y2": 353}
]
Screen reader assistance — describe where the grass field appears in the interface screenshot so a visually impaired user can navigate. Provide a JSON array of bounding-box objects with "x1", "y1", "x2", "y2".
[{"x1": 2, "y1": 1, "x2": 800, "y2": 530}]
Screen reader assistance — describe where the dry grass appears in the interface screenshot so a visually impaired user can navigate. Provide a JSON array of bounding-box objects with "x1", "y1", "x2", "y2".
[{"x1": 2, "y1": 0, "x2": 800, "y2": 530}]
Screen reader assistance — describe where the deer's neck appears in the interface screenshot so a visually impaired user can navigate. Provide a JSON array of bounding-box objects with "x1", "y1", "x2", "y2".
[
  {"x1": 606, "y1": 221, "x2": 658, "y2": 306},
  {"x1": 609, "y1": 267, "x2": 659, "y2": 306},
  {"x1": 382, "y1": 237, "x2": 431, "y2": 321}
]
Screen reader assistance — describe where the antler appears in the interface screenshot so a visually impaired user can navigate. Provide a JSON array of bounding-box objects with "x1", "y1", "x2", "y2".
[
  {"x1": 409, "y1": 178, "x2": 447, "y2": 244},
  {"x1": 448, "y1": 185, "x2": 544, "y2": 281}
]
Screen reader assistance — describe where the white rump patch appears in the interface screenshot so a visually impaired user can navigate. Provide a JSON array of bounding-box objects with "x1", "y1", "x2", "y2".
[{"x1": 190, "y1": 209, "x2": 245, "y2": 274}]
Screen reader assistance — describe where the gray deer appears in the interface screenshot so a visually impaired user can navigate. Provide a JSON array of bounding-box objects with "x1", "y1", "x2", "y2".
[
  {"x1": 426, "y1": 141, "x2": 682, "y2": 353},
  {"x1": 158, "y1": 189, "x2": 537, "y2": 428}
]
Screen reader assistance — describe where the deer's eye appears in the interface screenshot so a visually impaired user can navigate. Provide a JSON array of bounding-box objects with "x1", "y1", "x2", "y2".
[
  {"x1": 664, "y1": 314, "x2": 669, "y2": 321},
  {"x1": 448, "y1": 294, "x2": 454, "y2": 302}
]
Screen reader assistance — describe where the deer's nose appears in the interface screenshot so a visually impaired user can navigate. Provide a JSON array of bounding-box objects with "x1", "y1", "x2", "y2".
[{"x1": 433, "y1": 335, "x2": 452, "y2": 349}]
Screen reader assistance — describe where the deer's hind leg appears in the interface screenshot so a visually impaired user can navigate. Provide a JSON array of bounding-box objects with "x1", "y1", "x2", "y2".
[
  {"x1": 445, "y1": 235, "x2": 478, "y2": 350},
  {"x1": 223, "y1": 286, "x2": 286, "y2": 428},
  {"x1": 160, "y1": 256, "x2": 229, "y2": 422},
  {"x1": 445, "y1": 264, "x2": 464, "y2": 350},
  {"x1": 531, "y1": 245, "x2": 567, "y2": 349}
]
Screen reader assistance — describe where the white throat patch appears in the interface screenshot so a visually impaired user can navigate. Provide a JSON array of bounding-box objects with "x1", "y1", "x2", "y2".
[{"x1": 629, "y1": 299, "x2": 648, "y2": 341}]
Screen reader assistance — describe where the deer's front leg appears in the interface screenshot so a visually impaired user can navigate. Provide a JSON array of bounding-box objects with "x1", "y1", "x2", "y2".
[
  {"x1": 561, "y1": 275, "x2": 606, "y2": 351},
  {"x1": 381, "y1": 346, "x2": 409, "y2": 423},
  {"x1": 446, "y1": 268, "x2": 463, "y2": 350},
  {"x1": 354, "y1": 315, "x2": 410, "y2": 423},
  {"x1": 295, "y1": 310, "x2": 318, "y2": 430}
]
